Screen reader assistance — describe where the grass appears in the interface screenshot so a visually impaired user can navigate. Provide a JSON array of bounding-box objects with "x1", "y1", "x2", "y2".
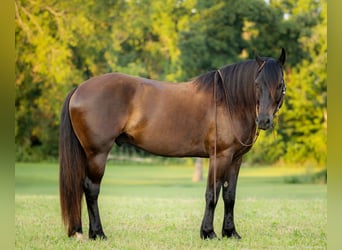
[{"x1": 15, "y1": 162, "x2": 327, "y2": 249}]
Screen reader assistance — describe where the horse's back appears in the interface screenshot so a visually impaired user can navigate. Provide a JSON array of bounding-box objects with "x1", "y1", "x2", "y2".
[{"x1": 69, "y1": 72, "x2": 190, "y2": 119}]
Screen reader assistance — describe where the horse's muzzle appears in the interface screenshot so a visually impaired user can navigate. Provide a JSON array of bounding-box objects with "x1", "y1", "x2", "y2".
[{"x1": 256, "y1": 114, "x2": 273, "y2": 130}]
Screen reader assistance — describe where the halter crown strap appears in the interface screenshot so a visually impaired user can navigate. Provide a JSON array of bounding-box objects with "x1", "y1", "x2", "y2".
[{"x1": 257, "y1": 60, "x2": 266, "y2": 73}]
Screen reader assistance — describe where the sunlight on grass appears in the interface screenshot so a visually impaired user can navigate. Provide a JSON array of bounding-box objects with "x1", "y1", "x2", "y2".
[
  {"x1": 15, "y1": 162, "x2": 326, "y2": 249},
  {"x1": 15, "y1": 195, "x2": 326, "y2": 249}
]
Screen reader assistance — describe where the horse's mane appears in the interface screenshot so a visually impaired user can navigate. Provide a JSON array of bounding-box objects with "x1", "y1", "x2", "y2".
[{"x1": 193, "y1": 58, "x2": 281, "y2": 120}]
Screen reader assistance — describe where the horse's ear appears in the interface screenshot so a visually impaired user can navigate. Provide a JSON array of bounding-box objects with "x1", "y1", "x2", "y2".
[
  {"x1": 255, "y1": 53, "x2": 264, "y2": 67},
  {"x1": 278, "y1": 48, "x2": 286, "y2": 66}
]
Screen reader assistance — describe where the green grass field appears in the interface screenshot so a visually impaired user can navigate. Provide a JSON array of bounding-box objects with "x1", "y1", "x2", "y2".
[{"x1": 15, "y1": 162, "x2": 326, "y2": 249}]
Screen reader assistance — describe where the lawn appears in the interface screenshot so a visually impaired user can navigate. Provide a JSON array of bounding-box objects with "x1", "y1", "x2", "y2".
[{"x1": 15, "y1": 162, "x2": 326, "y2": 249}]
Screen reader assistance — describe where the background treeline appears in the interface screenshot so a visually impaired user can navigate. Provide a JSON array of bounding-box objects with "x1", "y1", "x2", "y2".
[{"x1": 15, "y1": 0, "x2": 326, "y2": 167}]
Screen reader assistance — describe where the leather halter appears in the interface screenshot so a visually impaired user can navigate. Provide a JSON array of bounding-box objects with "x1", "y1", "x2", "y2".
[
  {"x1": 257, "y1": 60, "x2": 266, "y2": 73},
  {"x1": 257, "y1": 60, "x2": 286, "y2": 115}
]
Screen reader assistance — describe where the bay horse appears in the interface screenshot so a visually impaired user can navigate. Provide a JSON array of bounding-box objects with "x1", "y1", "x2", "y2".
[{"x1": 59, "y1": 48, "x2": 286, "y2": 240}]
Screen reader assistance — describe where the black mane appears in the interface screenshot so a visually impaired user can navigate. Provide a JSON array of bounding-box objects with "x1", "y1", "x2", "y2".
[
  {"x1": 194, "y1": 60, "x2": 258, "y2": 119},
  {"x1": 194, "y1": 58, "x2": 282, "y2": 120}
]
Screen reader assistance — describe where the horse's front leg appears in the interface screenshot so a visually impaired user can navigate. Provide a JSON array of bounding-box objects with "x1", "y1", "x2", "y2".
[
  {"x1": 200, "y1": 177, "x2": 221, "y2": 239},
  {"x1": 200, "y1": 155, "x2": 228, "y2": 239},
  {"x1": 221, "y1": 157, "x2": 242, "y2": 239}
]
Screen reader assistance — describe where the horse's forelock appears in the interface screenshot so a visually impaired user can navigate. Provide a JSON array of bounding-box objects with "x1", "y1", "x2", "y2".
[{"x1": 262, "y1": 59, "x2": 284, "y2": 100}]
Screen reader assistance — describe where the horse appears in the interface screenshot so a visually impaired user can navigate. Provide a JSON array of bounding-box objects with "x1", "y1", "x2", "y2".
[{"x1": 59, "y1": 48, "x2": 286, "y2": 240}]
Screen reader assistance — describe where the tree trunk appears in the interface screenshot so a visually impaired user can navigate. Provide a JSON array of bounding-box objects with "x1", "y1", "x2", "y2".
[{"x1": 192, "y1": 158, "x2": 203, "y2": 182}]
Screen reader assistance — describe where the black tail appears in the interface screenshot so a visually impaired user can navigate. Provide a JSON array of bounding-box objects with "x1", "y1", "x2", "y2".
[{"x1": 59, "y1": 88, "x2": 86, "y2": 236}]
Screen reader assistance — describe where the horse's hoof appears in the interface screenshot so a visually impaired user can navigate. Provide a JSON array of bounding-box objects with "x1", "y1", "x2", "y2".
[
  {"x1": 231, "y1": 231, "x2": 241, "y2": 239},
  {"x1": 89, "y1": 231, "x2": 107, "y2": 240},
  {"x1": 222, "y1": 229, "x2": 241, "y2": 239},
  {"x1": 200, "y1": 230, "x2": 217, "y2": 240}
]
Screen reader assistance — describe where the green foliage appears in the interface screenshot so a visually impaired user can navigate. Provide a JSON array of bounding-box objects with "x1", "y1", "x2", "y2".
[
  {"x1": 245, "y1": 130, "x2": 286, "y2": 165},
  {"x1": 245, "y1": 0, "x2": 327, "y2": 167},
  {"x1": 15, "y1": 0, "x2": 327, "y2": 166},
  {"x1": 284, "y1": 168, "x2": 327, "y2": 184},
  {"x1": 279, "y1": 0, "x2": 327, "y2": 166}
]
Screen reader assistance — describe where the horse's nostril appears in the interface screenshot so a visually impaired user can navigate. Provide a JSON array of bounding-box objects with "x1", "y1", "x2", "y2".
[{"x1": 256, "y1": 115, "x2": 272, "y2": 130}]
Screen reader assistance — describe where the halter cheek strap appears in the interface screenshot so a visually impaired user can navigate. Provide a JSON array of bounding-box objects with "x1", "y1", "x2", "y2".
[{"x1": 274, "y1": 83, "x2": 286, "y2": 114}]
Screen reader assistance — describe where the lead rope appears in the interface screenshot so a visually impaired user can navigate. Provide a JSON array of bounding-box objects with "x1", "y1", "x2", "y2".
[{"x1": 213, "y1": 71, "x2": 218, "y2": 204}]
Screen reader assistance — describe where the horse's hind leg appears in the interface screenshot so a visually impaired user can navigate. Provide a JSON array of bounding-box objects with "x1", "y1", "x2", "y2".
[{"x1": 83, "y1": 152, "x2": 108, "y2": 240}]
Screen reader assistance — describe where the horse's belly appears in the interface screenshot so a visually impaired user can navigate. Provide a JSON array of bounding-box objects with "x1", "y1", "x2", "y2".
[
  {"x1": 134, "y1": 139, "x2": 208, "y2": 158},
  {"x1": 125, "y1": 123, "x2": 209, "y2": 157}
]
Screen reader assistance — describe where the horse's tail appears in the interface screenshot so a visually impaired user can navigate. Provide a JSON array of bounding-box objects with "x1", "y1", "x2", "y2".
[{"x1": 59, "y1": 88, "x2": 86, "y2": 236}]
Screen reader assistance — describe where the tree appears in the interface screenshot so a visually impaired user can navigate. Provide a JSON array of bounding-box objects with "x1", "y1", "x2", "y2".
[
  {"x1": 179, "y1": 0, "x2": 251, "y2": 79},
  {"x1": 244, "y1": 0, "x2": 326, "y2": 166},
  {"x1": 15, "y1": 0, "x2": 87, "y2": 159},
  {"x1": 15, "y1": 0, "x2": 196, "y2": 160},
  {"x1": 15, "y1": 0, "x2": 327, "y2": 166},
  {"x1": 280, "y1": 0, "x2": 327, "y2": 165},
  {"x1": 192, "y1": 158, "x2": 203, "y2": 182}
]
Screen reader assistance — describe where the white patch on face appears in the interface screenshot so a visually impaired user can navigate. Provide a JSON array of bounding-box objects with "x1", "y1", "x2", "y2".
[{"x1": 223, "y1": 181, "x2": 229, "y2": 188}]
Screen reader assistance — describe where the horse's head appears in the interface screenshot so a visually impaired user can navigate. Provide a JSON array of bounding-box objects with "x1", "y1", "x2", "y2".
[{"x1": 255, "y1": 48, "x2": 286, "y2": 130}]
